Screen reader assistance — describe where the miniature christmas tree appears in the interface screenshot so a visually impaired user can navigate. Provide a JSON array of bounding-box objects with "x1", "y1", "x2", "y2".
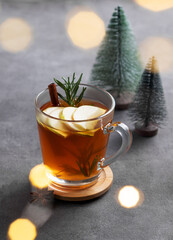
[
  {"x1": 90, "y1": 6, "x2": 141, "y2": 109},
  {"x1": 129, "y1": 56, "x2": 167, "y2": 137}
]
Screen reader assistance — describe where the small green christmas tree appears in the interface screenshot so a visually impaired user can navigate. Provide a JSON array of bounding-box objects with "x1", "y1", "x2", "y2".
[
  {"x1": 129, "y1": 56, "x2": 167, "y2": 137},
  {"x1": 90, "y1": 6, "x2": 141, "y2": 109}
]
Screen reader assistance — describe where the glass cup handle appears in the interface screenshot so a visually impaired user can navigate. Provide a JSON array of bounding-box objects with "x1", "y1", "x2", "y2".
[{"x1": 97, "y1": 122, "x2": 132, "y2": 170}]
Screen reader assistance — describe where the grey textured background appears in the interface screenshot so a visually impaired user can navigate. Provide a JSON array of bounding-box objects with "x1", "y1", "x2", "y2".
[{"x1": 0, "y1": 0, "x2": 173, "y2": 239}]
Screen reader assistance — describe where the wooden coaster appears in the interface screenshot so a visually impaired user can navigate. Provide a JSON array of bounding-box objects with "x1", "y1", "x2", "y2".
[{"x1": 48, "y1": 167, "x2": 113, "y2": 201}]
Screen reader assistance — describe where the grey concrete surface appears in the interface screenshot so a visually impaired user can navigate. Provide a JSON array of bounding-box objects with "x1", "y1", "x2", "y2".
[{"x1": 0, "y1": 0, "x2": 173, "y2": 239}]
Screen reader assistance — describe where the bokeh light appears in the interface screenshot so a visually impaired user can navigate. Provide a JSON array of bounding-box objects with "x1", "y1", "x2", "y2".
[
  {"x1": 134, "y1": 0, "x2": 173, "y2": 12},
  {"x1": 8, "y1": 218, "x2": 37, "y2": 240},
  {"x1": 29, "y1": 164, "x2": 49, "y2": 189},
  {"x1": 0, "y1": 18, "x2": 32, "y2": 53},
  {"x1": 66, "y1": 9, "x2": 105, "y2": 49},
  {"x1": 139, "y1": 37, "x2": 173, "y2": 72},
  {"x1": 117, "y1": 185, "x2": 143, "y2": 208}
]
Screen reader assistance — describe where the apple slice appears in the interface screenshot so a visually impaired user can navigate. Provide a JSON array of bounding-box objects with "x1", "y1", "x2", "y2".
[
  {"x1": 73, "y1": 105, "x2": 106, "y2": 130},
  {"x1": 43, "y1": 107, "x2": 69, "y2": 137},
  {"x1": 61, "y1": 107, "x2": 77, "y2": 120},
  {"x1": 58, "y1": 106, "x2": 99, "y2": 135},
  {"x1": 40, "y1": 107, "x2": 58, "y2": 124},
  {"x1": 43, "y1": 107, "x2": 64, "y2": 126},
  {"x1": 76, "y1": 128, "x2": 99, "y2": 136},
  {"x1": 61, "y1": 107, "x2": 79, "y2": 131},
  {"x1": 47, "y1": 107, "x2": 65, "y2": 128},
  {"x1": 43, "y1": 107, "x2": 59, "y2": 115}
]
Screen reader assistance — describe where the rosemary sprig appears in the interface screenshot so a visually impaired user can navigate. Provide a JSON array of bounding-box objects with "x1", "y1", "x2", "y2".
[
  {"x1": 54, "y1": 73, "x2": 86, "y2": 106},
  {"x1": 76, "y1": 155, "x2": 100, "y2": 177},
  {"x1": 89, "y1": 155, "x2": 100, "y2": 176}
]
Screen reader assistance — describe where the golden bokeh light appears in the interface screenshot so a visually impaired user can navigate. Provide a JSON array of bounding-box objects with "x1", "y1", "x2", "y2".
[
  {"x1": 134, "y1": 0, "x2": 173, "y2": 12},
  {"x1": 117, "y1": 185, "x2": 143, "y2": 208},
  {"x1": 139, "y1": 37, "x2": 173, "y2": 72},
  {"x1": 8, "y1": 218, "x2": 37, "y2": 240},
  {"x1": 67, "y1": 9, "x2": 105, "y2": 49},
  {"x1": 29, "y1": 164, "x2": 49, "y2": 189},
  {"x1": 0, "y1": 18, "x2": 32, "y2": 53}
]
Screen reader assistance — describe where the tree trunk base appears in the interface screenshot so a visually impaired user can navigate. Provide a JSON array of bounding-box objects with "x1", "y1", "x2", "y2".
[
  {"x1": 115, "y1": 101, "x2": 131, "y2": 110},
  {"x1": 108, "y1": 90, "x2": 134, "y2": 110},
  {"x1": 135, "y1": 123, "x2": 158, "y2": 137}
]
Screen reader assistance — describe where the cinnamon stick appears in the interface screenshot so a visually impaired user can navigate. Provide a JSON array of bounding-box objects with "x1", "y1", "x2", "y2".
[{"x1": 48, "y1": 83, "x2": 59, "y2": 106}]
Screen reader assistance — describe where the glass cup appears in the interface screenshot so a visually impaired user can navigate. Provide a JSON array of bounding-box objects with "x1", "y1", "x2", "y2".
[{"x1": 35, "y1": 84, "x2": 132, "y2": 190}]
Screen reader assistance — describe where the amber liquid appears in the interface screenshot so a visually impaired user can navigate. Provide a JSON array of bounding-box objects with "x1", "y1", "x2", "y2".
[{"x1": 37, "y1": 99, "x2": 110, "y2": 182}]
